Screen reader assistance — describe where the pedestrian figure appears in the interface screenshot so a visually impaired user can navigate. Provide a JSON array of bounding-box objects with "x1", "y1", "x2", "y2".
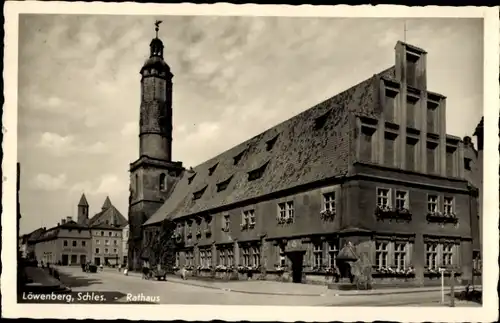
[{"x1": 180, "y1": 266, "x2": 187, "y2": 280}]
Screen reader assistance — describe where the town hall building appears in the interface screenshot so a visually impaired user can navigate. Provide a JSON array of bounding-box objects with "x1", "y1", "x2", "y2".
[{"x1": 128, "y1": 27, "x2": 481, "y2": 287}]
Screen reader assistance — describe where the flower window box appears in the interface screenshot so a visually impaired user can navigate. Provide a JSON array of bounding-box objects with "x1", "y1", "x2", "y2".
[
  {"x1": 375, "y1": 206, "x2": 412, "y2": 221},
  {"x1": 186, "y1": 232, "x2": 192, "y2": 238},
  {"x1": 196, "y1": 230, "x2": 202, "y2": 237},
  {"x1": 237, "y1": 265, "x2": 260, "y2": 273},
  {"x1": 426, "y1": 211, "x2": 458, "y2": 224},
  {"x1": 240, "y1": 223, "x2": 248, "y2": 231},
  {"x1": 372, "y1": 266, "x2": 415, "y2": 278},
  {"x1": 320, "y1": 209, "x2": 335, "y2": 221},
  {"x1": 248, "y1": 222, "x2": 256, "y2": 229},
  {"x1": 204, "y1": 228, "x2": 212, "y2": 237},
  {"x1": 274, "y1": 265, "x2": 286, "y2": 273}
]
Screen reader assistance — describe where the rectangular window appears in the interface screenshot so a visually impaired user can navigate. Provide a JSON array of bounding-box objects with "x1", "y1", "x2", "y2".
[
  {"x1": 384, "y1": 89, "x2": 398, "y2": 123},
  {"x1": 72, "y1": 240, "x2": 77, "y2": 247},
  {"x1": 375, "y1": 241, "x2": 389, "y2": 268},
  {"x1": 242, "y1": 209, "x2": 256, "y2": 226},
  {"x1": 114, "y1": 240, "x2": 118, "y2": 246},
  {"x1": 406, "y1": 96, "x2": 419, "y2": 128},
  {"x1": 241, "y1": 247, "x2": 250, "y2": 267},
  {"x1": 323, "y1": 192, "x2": 336, "y2": 212},
  {"x1": 105, "y1": 248, "x2": 109, "y2": 254},
  {"x1": 313, "y1": 243, "x2": 323, "y2": 268},
  {"x1": 95, "y1": 248, "x2": 100, "y2": 254},
  {"x1": 443, "y1": 244, "x2": 454, "y2": 266},
  {"x1": 376, "y1": 188, "x2": 391, "y2": 207},
  {"x1": 175, "y1": 252, "x2": 180, "y2": 267},
  {"x1": 219, "y1": 250, "x2": 226, "y2": 266},
  {"x1": 425, "y1": 243, "x2": 438, "y2": 269},
  {"x1": 82, "y1": 241, "x2": 86, "y2": 247},
  {"x1": 64, "y1": 240, "x2": 68, "y2": 247},
  {"x1": 393, "y1": 242, "x2": 407, "y2": 270},
  {"x1": 427, "y1": 102, "x2": 438, "y2": 133},
  {"x1": 227, "y1": 249, "x2": 234, "y2": 266},
  {"x1": 113, "y1": 248, "x2": 117, "y2": 253},
  {"x1": 444, "y1": 197, "x2": 454, "y2": 215},
  {"x1": 406, "y1": 53, "x2": 419, "y2": 87},
  {"x1": 223, "y1": 214, "x2": 230, "y2": 232},
  {"x1": 426, "y1": 142, "x2": 437, "y2": 174},
  {"x1": 427, "y1": 195, "x2": 438, "y2": 213},
  {"x1": 279, "y1": 245, "x2": 286, "y2": 267},
  {"x1": 328, "y1": 241, "x2": 339, "y2": 268},
  {"x1": 464, "y1": 158, "x2": 472, "y2": 171},
  {"x1": 105, "y1": 240, "x2": 109, "y2": 246},
  {"x1": 360, "y1": 126, "x2": 375, "y2": 162},
  {"x1": 277, "y1": 201, "x2": 294, "y2": 223},
  {"x1": 384, "y1": 132, "x2": 397, "y2": 167},
  {"x1": 96, "y1": 240, "x2": 100, "y2": 245},
  {"x1": 395, "y1": 190, "x2": 408, "y2": 210},
  {"x1": 200, "y1": 250, "x2": 206, "y2": 267},
  {"x1": 446, "y1": 147, "x2": 456, "y2": 177},
  {"x1": 406, "y1": 137, "x2": 417, "y2": 172},
  {"x1": 186, "y1": 251, "x2": 194, "y2": 266},
  {"x1": 252, "y1": 247, "x2": 260, "y2": 267}
]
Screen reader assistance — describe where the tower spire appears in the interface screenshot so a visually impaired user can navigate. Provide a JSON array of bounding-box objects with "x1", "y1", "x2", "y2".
[{"x1": 155, "y1": 20, "x2": 162, "y2": 39}]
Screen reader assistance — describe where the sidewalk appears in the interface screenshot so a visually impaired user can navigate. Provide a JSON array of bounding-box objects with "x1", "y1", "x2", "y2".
[
  {"x1": 104, "y1": 268, "x2": 475, "y2": 297},
  {"x1": 22, "y1": 267, "x2": 71, "y2": 293}
]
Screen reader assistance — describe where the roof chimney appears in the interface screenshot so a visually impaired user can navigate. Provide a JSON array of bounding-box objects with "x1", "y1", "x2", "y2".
[
  {"x1": 66, "y1": 216, "x2": 72, "y2": 223},
  {"x1": 61, "y1": 219, "x2": 66, "y2": 225}
]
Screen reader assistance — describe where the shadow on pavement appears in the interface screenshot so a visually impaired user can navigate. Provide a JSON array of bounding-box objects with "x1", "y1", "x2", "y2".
[
  {"x1": 450, "y1": 290, "x2": 482, "y2": 304},
  {"x1": 57, "y1": 270, "x2": 103, "y2": 288}
]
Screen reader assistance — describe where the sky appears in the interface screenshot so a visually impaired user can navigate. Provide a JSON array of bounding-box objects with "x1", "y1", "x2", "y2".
[{"x1": 17, "y1": 15, "x2": 483, "y2": 235}]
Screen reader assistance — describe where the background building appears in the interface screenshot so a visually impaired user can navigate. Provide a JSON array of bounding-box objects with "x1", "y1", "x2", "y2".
[
  {"x1": 122, "y1": 224, "x2": 129, "y2": 266},
  {"x1": 33, "y1": 218, "x2": 91, "y2": 265},
  {"x1": 29, "y1": 194, "x2": 127, "y2": 266}
]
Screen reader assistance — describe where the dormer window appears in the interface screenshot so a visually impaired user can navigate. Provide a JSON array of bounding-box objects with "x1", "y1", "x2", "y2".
[
  {"x1": 266, "y1": 135, "x2": 279, "y2": 151},
  {"x1": 216, "y1": 175, "x2": 233, "y2": 192},
  {"x1": 314, "y1": 109, "x2": 331, "y2": 130},
  {"x1": 188, "y1": 173, "x2": 196, "y2": 185},
  {"x1": 233, "y1": 149, "x2": 246, "y2": 165},
  {"x1": 208, "y1": 163, "x2": 218, "y2": 176},
  {"x1": 248, "y1": 161, "x2": 270, "y2": 181},
  {"x1": 193, "y1": 186, "x2": 208, "y2": 200},
  {"x1": 464, "y1": 158, "x2": 472, "y2": 171}
]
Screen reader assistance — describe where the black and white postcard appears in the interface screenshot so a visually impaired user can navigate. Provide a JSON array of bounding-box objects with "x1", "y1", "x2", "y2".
[{"x1": 2, "y1": 2, "x2": 499, "y2": 321}]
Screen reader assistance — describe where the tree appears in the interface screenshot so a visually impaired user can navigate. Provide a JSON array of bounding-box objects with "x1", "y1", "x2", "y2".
[{"x1": 150, "y1": 219, "x2": 176, "y2": 271}]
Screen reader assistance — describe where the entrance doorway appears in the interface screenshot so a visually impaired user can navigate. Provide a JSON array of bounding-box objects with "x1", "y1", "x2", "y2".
[
  {"x1": 61, "y1": 254, "x2": 69, "y2": 266},
  {"x1": 287, "y1": 251, "x2": 305, "y2": 283},
  {"x1": 70, "y1": 254, "x2": 77, "y2": 265},
  {"x1": 80, "y1": 255, "x2": 86, "y2": 264},
  {"x1": 94, "y1": 257, "x2": 101, "y2": 266}
]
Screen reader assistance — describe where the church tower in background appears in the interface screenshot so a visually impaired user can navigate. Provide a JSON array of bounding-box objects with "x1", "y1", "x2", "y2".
[{"x1": 128, "y1": 21, "x2": 183, "y2": 270}]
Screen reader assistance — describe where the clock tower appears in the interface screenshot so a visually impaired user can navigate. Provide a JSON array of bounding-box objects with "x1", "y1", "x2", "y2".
[{"x1": 128, "y1": 21, "x2": 183, "y2": 270}]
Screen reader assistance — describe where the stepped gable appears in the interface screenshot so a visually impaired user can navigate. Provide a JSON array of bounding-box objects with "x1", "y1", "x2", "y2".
[{"x1": 145, "y1": 67, "x2": 394, "y2": 226}]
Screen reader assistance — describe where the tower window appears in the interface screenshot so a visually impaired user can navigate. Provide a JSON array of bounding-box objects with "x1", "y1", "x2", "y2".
[
  {"x1": 159, "y1": 173, "x2": 167, "y2": 191},
  {"x1": 464, "y1": 158, "x2": 472, "y2": 170}
]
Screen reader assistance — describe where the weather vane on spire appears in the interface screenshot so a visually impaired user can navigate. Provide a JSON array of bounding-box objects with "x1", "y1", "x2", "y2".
[{"x1": 154, "y1": 20, "x2": 163, "y2": 38}]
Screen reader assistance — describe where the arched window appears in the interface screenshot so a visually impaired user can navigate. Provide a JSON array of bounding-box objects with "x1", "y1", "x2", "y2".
[
  {"x1": 159, "y1": 173, "x2": 167, "y2": 191},
  {"x1": 135, "y1": 174, "x2": 139, "y2": 194}
]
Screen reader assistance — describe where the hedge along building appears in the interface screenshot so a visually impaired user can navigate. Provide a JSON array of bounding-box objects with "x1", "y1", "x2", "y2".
[{"x1": 130, "y1": 27, "x2": 480, "y2": 286}]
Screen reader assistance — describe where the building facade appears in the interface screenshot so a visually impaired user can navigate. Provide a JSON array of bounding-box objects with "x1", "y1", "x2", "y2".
[
  {"x1": 122, "y1": 224, "x2": 129, "y2": 265},
  {"x1": 33, "y1": 218, "x2": 91, "y2": 265},
  {"x1": 129, "y1": 31, "x2": 480, "y2": 286},
  {"x1": 31, "y1": 194, "x2": 127, "y2": 266}
]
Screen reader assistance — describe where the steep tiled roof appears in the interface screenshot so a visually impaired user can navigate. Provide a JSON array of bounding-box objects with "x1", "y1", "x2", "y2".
[
  {"x1": 145, "y1": 67, "x2": 390, "y2": 226},
  {"x1": 33, "y1": 220, "x2": 90, "y2": 242},
  {"x1": 27, "y1": 227, "x2": 46, "y2": 243},
  {"x1": 89, "y1": 199, "x2": 127, "y2": 229},
  {"x1": 78, "y1": 193, "x2": 89, "y2": 206},
  {"x1": 101, "y1": 196, "x2": 112, "y2": 210}
]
